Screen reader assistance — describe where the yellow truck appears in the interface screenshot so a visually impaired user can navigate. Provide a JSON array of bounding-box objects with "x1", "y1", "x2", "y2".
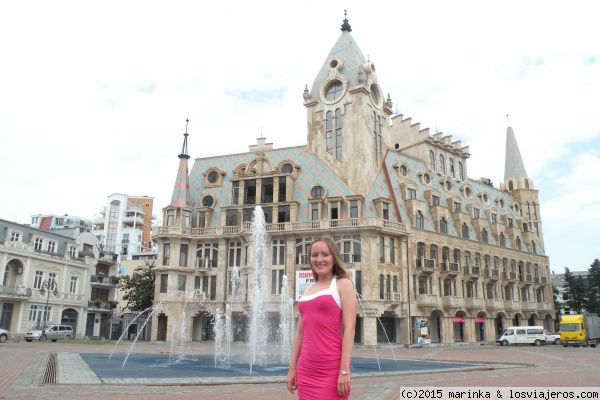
[{"x1": 559, "y1": 313, "x2": 600, "y2": 348}]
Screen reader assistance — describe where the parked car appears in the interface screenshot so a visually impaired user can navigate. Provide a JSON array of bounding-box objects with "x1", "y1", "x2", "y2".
[
  {"x1": 0, "y1": 328, "x2": 10, "y2": 343},
  {"x1": 544, "y1": 330, "x2": 561, "y2": 344},
  {"x1": 24, "y1": 325, "x2": 73, "y2": 342}
]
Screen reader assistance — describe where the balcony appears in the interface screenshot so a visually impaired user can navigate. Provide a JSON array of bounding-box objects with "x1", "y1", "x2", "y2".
[
  {"x1": 123, "y1": 215, "x2": 144, "y2": 227},
  {"x1": 0, "y1": 285, "x2": 33, "y2": 298},
  {"x1": 416, "y1": 293, "x2": 439, "y2": 307},
  {"x1": 503, "y1": 271, "x2": 518, "y2": 282},
  {"x1": 537, "y1": 302, "x2": 552, "y2": 313},
  {"x1": 154, "y1": 217, "x2": 410, "y2": 239},
  {"x1": 521, "y1": 301, "x2": 537, "y2": 312},
  {"x1": 469, "y1": 266, "x2": 481, "y2": 280},
  {"x1": 441, "y1": 262, "x2": 460, "y2": 276},
  {"x1": 464, "y1": 297, "x2": 484, "y2": 310},
  {"x1": 489, "y1": 269, "x2": 500, "y2": 280},
  {"x1": 87, "y1": 300, "x2": 117, "y2": 311},
  {"x1": 442, "y1": 295, "x2": 462, "y2": 310},
  {"x1": 504, "y1": 300, "x2": 521, "y2": 312},
  {"x1": 90, "y1": 275, "x2": 119, "y2": 286},
  {"x1": 416, "y1": 258, "x2": 436, "y2": 274},
  {"x1": 524, "y1": 274, "x2": 533, "y2": 285},
  {"x1": 541, "y1": 277, "x2": 547, "y2": 284},
  {"x1": 485, "y1": 299, "x2": 503, "y2": 311},
  {"x1": 385, "y1": 292, "x2": 401, "y2": 302}
]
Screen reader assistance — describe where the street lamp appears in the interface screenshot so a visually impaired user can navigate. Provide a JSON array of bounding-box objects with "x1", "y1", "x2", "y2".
[{"x1": 39, "y1": 280, "x2": 58, "y2": 331}]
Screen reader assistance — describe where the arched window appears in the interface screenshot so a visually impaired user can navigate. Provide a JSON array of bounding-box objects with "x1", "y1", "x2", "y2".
[
  {"x1": 440, "y1": 218, "x2": 448, "y2": 234},
  {"x1": 311, "y1": 186, "x2": 324, "y2": 198},
  {"x1": 462, "y1": 223, "x2": 469, "y2": 239},
  {"x1": 453, "y1": 249, "x2": 461, "y2": 266},
  {"x1": 458, "y1": 161, "x2": 464, "y2": 181},
  {"x1": 442, "y1": 247, "x2": 450, "y2": 268},
  {"x1": 508, "y1": 180, "x2": 514, "y2": 190},
  {"x1": 500, "y1": 233, "x2": 506, "y2": 247},
  {"x1": 502, "y1": 258, "x2": 508, "y2": 273},
  {"x1": 516, "y1": 237, "x2": 521, "y2": 251},
  {"x1": 449, "y1": 158, "x2": 455, "y2": 178},
  {"x1": 484, "y1": 254, "x2": 491, "y2": 268},
  {"x1": 417, "y1": 242, "x2": 425, "y2": 260},
  {"x1": 494, "y1": 256, "x2": 500, "y2": 270},
  {"x1": 429, "y1": 150, "x2": 436, "y2": 171},
  {"x1": 481, "y1": 228, "x2": 488, "y2": 243},
  {"x1": 379, "y1": 274, "x2": 385, "y2": 300},
  {"x1": 415, "y1": 211, "x2": 424, "y2": 229},
  {"x1": 439, "y1": 154, "x2": 446, "y2": 174},
  {"x1": 524, "y1": 179, "x2": 529, "y2": 189},
  {"x1": 430, "y1": 244, "x2": 438, "y2": 263},
  {"x1": 393, "y1": 275, "x2": 398, "y2": 293},
  {"x1": 531, "y1": 241, "x2": 536, "y2": 254},
  {"x1": 386, "y1": 274, "x2": 391, "y2": 295}
]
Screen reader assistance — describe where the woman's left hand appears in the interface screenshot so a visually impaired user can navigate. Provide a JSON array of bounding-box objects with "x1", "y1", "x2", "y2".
[{"x1": 337, "y1": 373, "x2": 351, "y2": 396}]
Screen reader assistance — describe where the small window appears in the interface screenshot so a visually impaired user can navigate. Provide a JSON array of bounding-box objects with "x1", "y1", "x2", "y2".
[
  {"x1": 207, "y1": 171, "x2": 219, "y2": 183},
  {"x1": 423, "y1": 173, "x2": 431, "y2": 184},
  {"x1": 440, "y1": 218, "x2": 448, "y2": 234},
  {"x1": 311, "y1": 186, "x2": 324, "y2": 198},
  {"x1": 408, "y1": 188, "x2": 417, "y2": 200},
  {"x1": 325, "y1": 80, "x2": 343, "y2": 101},
  {"x1": 370, "y1": 83, "x2": 380, "y2": 105},
  {"x1": 202, "y1": 196, "x2": 214, "y2": 207},
  {"x1": 399, "y1": 165, "x2": 408, "y2": 176},
  {"x1": 281, "y1": 163, "x2": 293, "y2": 174}
]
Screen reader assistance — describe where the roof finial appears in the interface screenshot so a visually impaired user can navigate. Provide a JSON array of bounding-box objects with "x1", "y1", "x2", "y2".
[
  {"x1": 179, "y1": 118, "x2": 190, "y2": 159},
  {"x1": 506, "y1": 114, "x2": 510, "y2": 127},
  {"x1": 341, "y1": 10, "x2": 352, "y2": 32}
]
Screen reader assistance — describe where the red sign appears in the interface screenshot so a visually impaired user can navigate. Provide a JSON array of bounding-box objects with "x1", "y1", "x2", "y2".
[
  {"x1": 452, "y1": 317, "x2": 465, "y2": 323},
  {"x1": 474, "y1": 318, "x2": 485, "y2": 323}
]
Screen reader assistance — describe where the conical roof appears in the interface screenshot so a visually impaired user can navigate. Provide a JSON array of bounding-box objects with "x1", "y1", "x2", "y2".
[
  {"x1": 503, "y1": 126, "x2": 528, "y2": 182},
  {"x1": 309, "y1": 30, "x2": 368, "y2": 99}
]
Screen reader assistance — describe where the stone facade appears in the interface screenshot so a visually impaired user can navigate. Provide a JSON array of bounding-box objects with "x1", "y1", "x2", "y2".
[{"x1": 151, "y1": 19, "x2": 553, "y2": 345}]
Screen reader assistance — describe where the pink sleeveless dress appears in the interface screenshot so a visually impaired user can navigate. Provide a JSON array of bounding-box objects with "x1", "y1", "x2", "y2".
[{"x1": 296, "y1": 276, "x2": 348, "y2": 400}]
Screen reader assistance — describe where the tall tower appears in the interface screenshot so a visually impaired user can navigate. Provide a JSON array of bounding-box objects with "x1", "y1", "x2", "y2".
[
  {"x1": 501, "y1": 125, "x2": 545, "y2": 250},
  {"x1": 304, "y1": 13, "x2": 394, "y2": 197},
  {"x1": 162, "y1": 120, "x2": 193, "y2": 231}
]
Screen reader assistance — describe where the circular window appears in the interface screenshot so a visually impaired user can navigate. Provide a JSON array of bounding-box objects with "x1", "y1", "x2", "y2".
[
  {"x1": 499, "y1": 199, "x2": 504, "y2": 209},
  {"x1": 207, "y1": 171, "x2": 219, "y2": 183},
  {"x1": 325, "y1": 80, "x2": 343, "y2": 101},
  {"x1": 370, "y1": 84, "x2": 380, "y2": 105},
  {"x1": 281, "y1": 163, "x2": 293, "y2": 174},
  {"x1": 445, "y1": 181, "x2": 452, "y2": 191},
  {"x1": 400, "y1": 165, "x2": 408, "y2": 176},
  {"x1": 311, "y1": 186, "x2": 324, "y2": 198},
  {"x1": 464, "y1": 187, "x2": 471, "y2": 197},
  {"x1": 482, "y1": 193, "x2": 489, "y2": 203},
  {"x1": 329, "y1": 59, "x2": 339, "y2": 69},
  {"x1": 202, "y1": 196, "x2": 214, "y2": 207},
  {"x1": 423, "y1": 173, "x2": 431, "y2": 184}
]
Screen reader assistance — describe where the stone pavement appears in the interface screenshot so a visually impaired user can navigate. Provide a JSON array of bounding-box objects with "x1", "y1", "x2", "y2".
[{"x1": 1, "y1": 340, "x2": 599, "y2": 400}]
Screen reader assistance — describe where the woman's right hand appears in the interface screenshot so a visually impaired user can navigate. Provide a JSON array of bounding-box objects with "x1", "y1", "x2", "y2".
[{"x1": 286, "y1": 369, "x2": 297, "y2": 394}]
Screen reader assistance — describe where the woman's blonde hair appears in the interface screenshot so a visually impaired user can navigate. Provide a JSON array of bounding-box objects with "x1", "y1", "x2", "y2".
[{"x1": 309, "y1": 237, "x2": 351, "y2": 282}]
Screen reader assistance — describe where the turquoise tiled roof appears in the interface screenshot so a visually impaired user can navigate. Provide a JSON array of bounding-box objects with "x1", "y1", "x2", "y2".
[
  {"x1": 309, "y1": 31, "x2": 367, "y2": 100},
  {"x1": 170, "y1": 157, "x2": 191, "y2": 207},
  {"x1": 504, "y1": 126, "x2": 528, "y2": 182}
]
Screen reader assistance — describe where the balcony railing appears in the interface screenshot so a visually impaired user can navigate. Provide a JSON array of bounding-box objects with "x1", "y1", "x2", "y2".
[
  {"x1": 464, "y1": 297, "x2": 484, "y2": 310},
  {"x1": 416, "y1": 258, "x2": 436, "y2": 272},
  {"x1": 154, "y1": 217, "x2": 410, "y2": 238},
  {"x1": 442, "y1": 262, "x2": 460, "y2": 275},
  {"x1": 0, "y1": 285, "x2": 33, "y2": 297},
  {"x1": 385, "y1": 292, "x2": 401, "y2": 302}
]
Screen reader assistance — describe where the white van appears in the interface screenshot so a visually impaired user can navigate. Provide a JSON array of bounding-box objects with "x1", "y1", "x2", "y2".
[{"x1": 496, "y1": 326, "x2": 546, "y2": 346}]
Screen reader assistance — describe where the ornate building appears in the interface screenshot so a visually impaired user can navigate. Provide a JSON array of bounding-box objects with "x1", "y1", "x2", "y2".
[{"x1": 151, "y1": 16, "x2": 553, "y2": 345}]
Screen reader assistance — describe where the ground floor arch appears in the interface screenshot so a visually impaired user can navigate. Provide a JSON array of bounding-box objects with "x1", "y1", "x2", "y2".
[
  {"x1": 513, "y1": 313, "x2": 523, "y2": 327},
  {"x1": 475, "y1": 311, "x2": 487, "y2": 342},
  {"x1": 61, "y1": 308, "x2": 78, "y2": 337},
  {"x1": 528, "y1": 313, "x2": 539, "y2": 326},
  {"x1": 453, "y1": 310, "x2": 468, "y2": 342},
  {"x1": 495, "y1": 312, "x2": 507, "y2": 337}
]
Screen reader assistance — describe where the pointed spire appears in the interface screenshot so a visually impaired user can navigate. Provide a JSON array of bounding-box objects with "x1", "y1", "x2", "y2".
[
  {"x1": 503, "y1": 124, "x2": 529, "y2": 183},
  {"x1": 179, "y1": 118, "x2": 190, "y2": 160},
  {"x1": 170, "y1": 119, "x2": 191, "y2": 207},
  {"x1": 341, "y1": 10, "x2": 352, "y2": 32}
]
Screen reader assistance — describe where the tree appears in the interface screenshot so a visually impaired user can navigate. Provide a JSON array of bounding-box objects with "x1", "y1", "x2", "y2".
[
  {"x1": 552, "y1": 284, "x2": 561, "y2": 319},
  {"x1": 563, "y1": 267, "x2": 586, "y2": 313},
  {"x1": 586, "y1": 259, "x2": 600, "y2": 314},
  {"x1": 118, "y1": 261, "x2": 156, "y2": 314}
]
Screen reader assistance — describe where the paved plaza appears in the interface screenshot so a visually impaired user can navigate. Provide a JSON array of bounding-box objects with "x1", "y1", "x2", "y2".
[{"x1": 1, "y1": 340, "x2": 599, "y2": 399}]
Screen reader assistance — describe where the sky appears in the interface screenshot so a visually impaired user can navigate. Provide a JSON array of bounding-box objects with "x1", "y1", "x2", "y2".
[{"x1": 1, "y1": 1, "x2": 598, "y2": 272}]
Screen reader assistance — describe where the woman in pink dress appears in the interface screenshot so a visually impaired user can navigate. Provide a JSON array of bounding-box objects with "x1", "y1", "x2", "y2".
[{"x1": 286, "y1": 237, "x2": 357, "y2": 399}]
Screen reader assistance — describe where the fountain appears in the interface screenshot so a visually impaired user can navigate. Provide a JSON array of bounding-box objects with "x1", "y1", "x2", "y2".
[{"x1": 108, "y1": 205, "x2": 394, "y2": 376}]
